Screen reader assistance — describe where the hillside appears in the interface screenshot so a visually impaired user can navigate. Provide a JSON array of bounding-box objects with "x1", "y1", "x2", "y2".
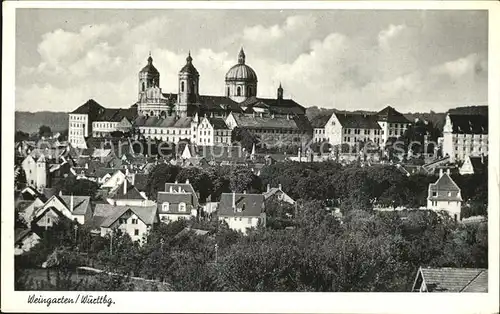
[{"x1": 15, "y1": 111, "x2": 68, "y2": 134}]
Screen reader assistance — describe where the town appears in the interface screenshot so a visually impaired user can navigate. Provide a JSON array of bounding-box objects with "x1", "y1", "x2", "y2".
[{"x1": 14, "y1": 48, "x2": 488, "y2": 292}]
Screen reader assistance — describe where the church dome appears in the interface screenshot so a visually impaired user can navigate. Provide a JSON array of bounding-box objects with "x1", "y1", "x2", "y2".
[
  {"x1": 179, "y1": 52, "x2": 199, "y2": 76},
  {"x1": 140, "y1": 55, "x2": 159, "y2": 74},
  {"x1": 225, "y1": 48, "x2": 258, "y2": 82}
]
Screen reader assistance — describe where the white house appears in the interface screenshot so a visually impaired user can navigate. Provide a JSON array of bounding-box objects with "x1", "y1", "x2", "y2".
[
  {"x1": 99, "y1": 205, "x2": 158, "y2": 244},
  {"x1": 427, "y1": 169, "x2": 463, "y2": 221},
  {"x1": 157, "y1": 181, "x2": 199, "y2": 222},
  {"x1": 21, "y1": 154, "x2": 47, "y2": 192},
  {"x1": 31, "y1": 194, "x2": 92, "y2": 226},
  {"x1": 218, "y1": 192, "x2": 266, "y2": 235},
  {"x1": 442, "y1": 108, "x2": 488, "y2": 163},
  {"x1": 106, "y1": 179, "x2": 153, "y2": 207},
  {"x1": 263, "y1": 184, "x2": 296, "y2": 205},
  {"x1": 196, "y1": 116, "x2": 231, "y2": 146}
]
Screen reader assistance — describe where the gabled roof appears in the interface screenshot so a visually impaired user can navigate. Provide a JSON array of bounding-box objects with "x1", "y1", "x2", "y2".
[
  {"x1": 335, "y1": 112, "x2": 382, "y2": 129},
  {"x1": 429, "y1": 173, "x2": 461, "y2": 192},
  {"x1": 100, "y1": 205, "x2": 158, "y2": 228},
  {"x1": 15, "y1": 228, "x2": 39, "y2": 244},
  {"x1": 108, "y1": 180, "x2": 146, "y2": 200},
  {"x1": 413, "y1": 267, "x2": 488, "y2": 292},
  {"x1": 93, "y1": 108, "x2": 137, "y2": 122},
  {"x1": 231, "y1": 113, "x2": 309, "y2": 130},
  {"x1": 377, "y1": 106, "x2": 411, "y2": 123},
  {"x1": 218, "y1": 193, "x2": 265, "y2": 217},
  {"x1": 468, "y1": 156, "x2": 488, "y2": 173},
  {"x1": 59, "y1": 195, "x2": 91, "y2": 215},
  {"x1": 310, "y1": 114, "x2": 331, "y2": 128},
  {"x1": 174, "y1": 227, "x2": 210, "y2": 238}
]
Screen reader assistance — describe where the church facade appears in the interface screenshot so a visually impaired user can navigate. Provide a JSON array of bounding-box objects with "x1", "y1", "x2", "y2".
[{"x1": 68, "y1": 48, "x2": 310, "y2": 148}]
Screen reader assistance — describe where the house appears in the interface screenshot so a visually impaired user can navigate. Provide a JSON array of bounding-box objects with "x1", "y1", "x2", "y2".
[
  {"x1": 325, "y1": 112, "x2": 383, "y2": 148},
  {"x1": 427, "y1": 169, "x2": 463, "y2": 221},
  {"x1": 15, "y1": 228, "x2": 41, "y2": 255},
  {"x1": 21, "y1": 154, "x2": 48, "y2": 191},
  {"x1": 442, "y1": 106, "x2": 488, "y2": 163},
  {"x1": 263, "y1": 184, "x2": 296, "y2": 205},
  {"x1": 99, "y1": 205, "x2": 158, "y2": 244},
  {"x1": 100, "y1": 169, "x2": 134, "y2": 190},
  {"x1": 459, "y1": 155, "x2": 488, "y2": 175},
  {"x1": 195, "y1": 116, "x2": 232, "y2": 146},
  {"x1": 16, "y1": 197, "x2": 45, "y2": 226},
  {"x1": 218, "y1": 192, "x2": 266, "y2": 235},
  {"x1": 106, "y1": 179, "x2": 153, "y2": 206},
  {"x1": 157, "y1": 180, "x2": 199, "y2": 222},
  {"x1": 376, "y1": 106, "x2": 411, "y2": 146},
  {"x1": 412, "y1": 267, "x2": 488, "y2": 292},
  {"x1": 310, "y1": 114, "x2": 330, "y2": 143},
  {"x1": 31, "y1": 194, "x2": 93, "y2": 226}
]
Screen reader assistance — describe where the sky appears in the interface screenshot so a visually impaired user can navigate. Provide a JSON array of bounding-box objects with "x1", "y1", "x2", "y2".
[{"x1": 15, "y1": 9, "x2": 488, "y2": 113}]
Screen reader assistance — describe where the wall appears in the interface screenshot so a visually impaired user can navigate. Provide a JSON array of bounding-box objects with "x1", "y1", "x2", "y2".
[
  {"x1": 219, "y1": 216, "x2": 260, "y2": 235},
  {"x1": 68, "y1": 114, "x2": 88, "y2": 148}
]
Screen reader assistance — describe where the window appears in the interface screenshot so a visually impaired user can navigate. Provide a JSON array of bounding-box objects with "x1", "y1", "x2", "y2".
[
  {"x1": 132, "y1": 218, "x2": 138, "y2": 224},
  {"x1": 227, "y1": 87, "x2": 230, "y2": 96},
  {"x1": 47, "y1": 217, "x2": 51, "y2": 224},
  {"x1": 237, "y1": 86, "x2": 241, "y2": 96},
  {"x1": 179, "y1": 202, "x2": 186, "y2": 212},
  {"x1": 247, "y1": 218, "x2": 252, "y2": 224},
  {"x1": 119, "y1": 218, "x2": 126, "y2": 224},
  {"x1": 181, "y1": 82, "x2": 185, "y2": 92},
  {"x1": 162, "y1": 202, "x2": 170, "y2": 212},
  {"x1": 134, "y1": 229, "x2": 139, "y2": 236},
  {"x1": 432, "y1": 192, "x2": 437, "y2": 197}
]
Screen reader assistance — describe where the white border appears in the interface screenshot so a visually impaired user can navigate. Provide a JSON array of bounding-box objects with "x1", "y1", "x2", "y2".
[{"x1": 2, "y1": 1, "x2": 499, "y2": 313}]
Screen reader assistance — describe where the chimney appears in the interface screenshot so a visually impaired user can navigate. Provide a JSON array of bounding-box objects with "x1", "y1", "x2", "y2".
[
  {"x1": 232, "y1": 192, "x2": 236, "y2": 210},
  {"x1": 70, "y1": 194, "x2": 74, "y2": 212},
  {"x1": 267, "y1": 184, "x2": 270, "y2": 192},
  {"x1": 243, "y1": 190, "x2": 247, "y2": 194},
  {"x1": 123, "y1": 179, "x2": 127, "y2": 194},
  {"x1": 175, "y1": 180, "x2": 178, "y2": 184},
  {"x1": 278, "y1": 184, "x2": 282, "y2": 190},
  {"x1": 446, "y1": 169, "x2": 451, "y2": 176},
  {"x1": 439, "y1": 168, "x2": 444, "y2": 178},
  {"x1": 185, "y1": 179, "x2": 189, "y2": 184}
]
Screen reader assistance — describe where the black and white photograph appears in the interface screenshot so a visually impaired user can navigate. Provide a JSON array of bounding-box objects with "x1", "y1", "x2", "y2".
[{"x1": 2, "y1": 1, "x2": 499, "y2": 313}]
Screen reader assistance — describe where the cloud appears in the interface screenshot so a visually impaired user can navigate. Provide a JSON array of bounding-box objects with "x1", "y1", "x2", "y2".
[
  {"x1": 15, "y1": 12, "x2": 487, "y2": 113},
  {"x1": 378, "y1": 24, "x2": 407, "y2": 49}
]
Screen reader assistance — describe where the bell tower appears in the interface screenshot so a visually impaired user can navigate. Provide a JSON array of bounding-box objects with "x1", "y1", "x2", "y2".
[
  {"x1": 177, "y1": 51, "x2": 199, "y2": 117},
  {"x1": 138, "y1": 53, "x2": 160, "y2": 101}
]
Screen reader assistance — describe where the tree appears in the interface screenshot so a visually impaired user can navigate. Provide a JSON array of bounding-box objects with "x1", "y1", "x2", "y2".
[
  {"x1": 145, "y1": 163, "x2": 181, "y2": 200},
  {"x1": 229, "y1": 166, "x2": 262, "y2": 193},
  {"x1": 15, "y1": 130, "x2": 30, "y2": 142},
  {"x1": 38, "y1": 125, "x2": 52, "y2": 138},
  {"x1": 176, "y1": 167, "x2": 212, "y2": 201},
  {"x1": 231, "y1": 127, "x2": 258, "y2": 151},
  {"x1": 53, "y1": 176, "x2": 100, "y2": 200}
]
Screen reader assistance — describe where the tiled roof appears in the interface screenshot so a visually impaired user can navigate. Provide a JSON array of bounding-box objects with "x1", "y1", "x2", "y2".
[
  {"x1": 335, "y1": 112, "x2": 382, "y2": 129},
  {"x1": 71, "y1": 99, "x2": 106, "y2": 121},
  {"x1": 231, "y1": 113, "x2": 306, "y2": 130},
  {"x1": 428, "y1": 174, "x2": 462, "y2": 201},
  {"x1": 109, "y1": 180, "x2": 146, "y2": 200},
  {"x1": 133, "y1": 173, "x2": 149, "y2": 192},
  {"x1": 416, "y1": 267, "x2": 488, "y2": 292},
  {"x1": 59, "y1": 195, "x2": 91, "y2": 215},
  {"x1": 199, "y1": 95, "x2": 240, "y2": 111},
  {"x1": 208, "y1": 117, "x2": 229, "y2": 130},
  {"x1": 100, "y1": 205, "x2": 158, "y2": 228},
  {"x1": 449, "y1": 114, "x2": 488, "y2": 134},
  {"x1": 310, "y1": 114, "x2": 331, "y2": 128},
  {"x1": 157, "y1": 192, "x2": 196, "y2": 214},
  {"x1": 239, "y1": 96, "x2": 306, "y2": 115},
  {"x1": 469, "y1": 156, "x2": 488, "y2": 173},
  {"x1": 133, "y1": 115, "x2": 193, "y2": 128},
  {"x1": 377, "y1": 106, "x2": 411, "y2": 123},
  {"x1": 175, "y1": 227, "x2": 210, "y2": 238},
  {"x1": 448, "y1": 106, "x2": 488, "y2": 116},
  {"x1": 218, "y1": 193, "x2": 265, "y2": 217},
  {"x1": 94, "y1": 108, "x2": 137, "y2": 122}
]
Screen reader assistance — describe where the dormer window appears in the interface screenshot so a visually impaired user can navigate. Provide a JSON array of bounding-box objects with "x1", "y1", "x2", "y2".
[
  {"x1": 162, "y1": 202, "x2": 170, "y2": 212},
  {"x1": 432, "y1": 192, "x2": 437, "y2": 197},
  {"x1": 179, "y1": 202, "x2": 186, "y2": 212}
]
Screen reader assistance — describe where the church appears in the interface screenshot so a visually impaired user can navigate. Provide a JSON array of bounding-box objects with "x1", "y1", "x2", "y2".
[{"x1": 68, "y1": 48, "x2": 312, "y2": 148}]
